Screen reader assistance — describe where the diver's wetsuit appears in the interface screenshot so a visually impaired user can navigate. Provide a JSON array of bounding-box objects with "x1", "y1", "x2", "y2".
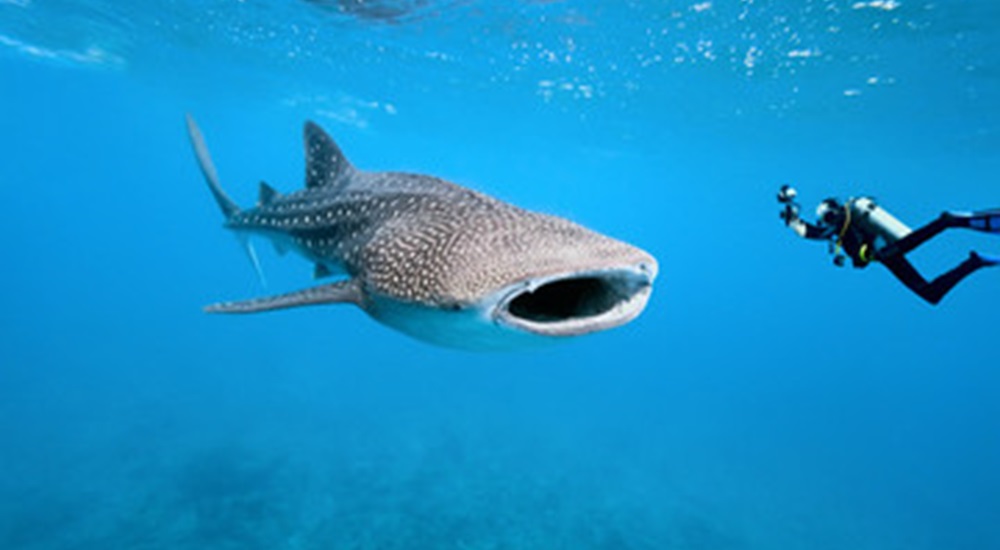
[
  {"x1": 786, "y1": 197, "x2": 1000, "y2": 305},
  {"x1": 785, "y1": 197, "x2": 878, "y2": 268}
]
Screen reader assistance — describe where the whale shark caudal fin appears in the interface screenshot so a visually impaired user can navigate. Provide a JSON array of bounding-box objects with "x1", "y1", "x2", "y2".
[
  {"x1": 204, "y1": 279, "x2": 363, "y2": 314},
  {"x1": 237, "y1": 234, "x2": 266, "y2": 286},
  {"x1": 185, "y1": 114, "x2": 266, "y2": 285}
]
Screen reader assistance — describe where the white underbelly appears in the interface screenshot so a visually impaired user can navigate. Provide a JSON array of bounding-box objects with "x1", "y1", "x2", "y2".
[{"x1": 364, "y1": 295, "x2": 554, "y2": 351}]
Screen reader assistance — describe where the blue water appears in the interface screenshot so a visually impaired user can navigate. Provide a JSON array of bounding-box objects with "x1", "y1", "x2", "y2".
[{"x1": 2, "y1": 1, "x2": 999, "y2": 548}]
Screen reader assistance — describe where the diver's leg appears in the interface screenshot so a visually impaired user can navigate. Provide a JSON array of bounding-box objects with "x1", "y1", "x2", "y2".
[
  {"x1": 882, "y1": 253, "x2": 993, "y2": 305},
  {"x1": 880, "y1": 255, "x2": 938, "y2": 304},
  {"x1": 883, "y1": 213, "x2": 964, "y2": 256},
  {"x1": 882, "y1": 210, "x2": 1000, "y2": 260}
]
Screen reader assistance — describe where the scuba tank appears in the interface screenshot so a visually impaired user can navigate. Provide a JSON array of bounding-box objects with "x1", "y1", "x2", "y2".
[
  {"x1": 827, "y1": 197, "x2": 912, "y2": 266},
  {"x1": 847, "y1": 197, "x2": 912, "y2": 250}
]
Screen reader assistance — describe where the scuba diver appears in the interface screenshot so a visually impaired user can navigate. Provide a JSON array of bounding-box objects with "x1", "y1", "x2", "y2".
[{"x1": 778, "y1": 185, "x2": 1000, "y2": 304}]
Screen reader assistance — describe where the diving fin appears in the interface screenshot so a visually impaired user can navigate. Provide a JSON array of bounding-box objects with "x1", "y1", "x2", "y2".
[
  {"x1": 969, "y1": 209, "x2": 1000, "y2": 233},
  {"x1": 971, "y1": 251, "x2": 1000, "y2": 267},
  {"x1": 204, "y1": 279, "x2": 363, "y2": 314}
]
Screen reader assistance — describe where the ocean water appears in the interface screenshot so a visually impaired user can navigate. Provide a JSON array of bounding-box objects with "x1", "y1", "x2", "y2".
[{"x1": 1, "y1": 1, "x2": 999, "y2": 548}]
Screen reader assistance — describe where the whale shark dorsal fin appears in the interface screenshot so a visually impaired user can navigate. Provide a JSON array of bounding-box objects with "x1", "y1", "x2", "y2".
[
  {"x1": 204, "y1": 279, "x2": 363, "y2": 314},
  {"x1": 258, "y1": 181, "x2": 280, "y2": 206},
  {"x1": 304, "y1": 121, "x2": 355, "y2": 191}
]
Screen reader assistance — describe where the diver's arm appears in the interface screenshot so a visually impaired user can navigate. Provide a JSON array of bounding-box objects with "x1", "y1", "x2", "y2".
[
  {"x1": 792, "y1": 218, "x2": 831, "y2": 240},
  {"x1": 779, "y1": 185, "x2": 831, "y2": 240},
  {"x1": 782, "y1": 203, "x2": 831, "y2": 240}
]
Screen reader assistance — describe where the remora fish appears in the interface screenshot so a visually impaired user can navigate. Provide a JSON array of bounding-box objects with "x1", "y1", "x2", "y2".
[{"x1": 187, "y1": 116, "x2": 657, "y2": 349}]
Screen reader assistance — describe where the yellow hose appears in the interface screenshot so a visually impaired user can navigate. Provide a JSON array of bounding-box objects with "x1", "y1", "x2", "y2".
[{"x1": 834, "y1": 200, "x2": 852, "y2": 256}]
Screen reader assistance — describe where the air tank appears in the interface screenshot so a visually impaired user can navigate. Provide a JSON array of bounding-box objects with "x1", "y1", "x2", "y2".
[{"x1": 848, "y1": 197, "x2": 912, "y2": 246}]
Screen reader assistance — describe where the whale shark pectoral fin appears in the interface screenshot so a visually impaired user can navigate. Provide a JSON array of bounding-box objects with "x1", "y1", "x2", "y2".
[{"x1": 204, "y1": 279, "x2": 363, "y2": 314}]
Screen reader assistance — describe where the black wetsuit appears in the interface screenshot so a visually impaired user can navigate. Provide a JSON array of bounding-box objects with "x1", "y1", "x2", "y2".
[
  {"x1": 797, "y1": 203, "x2": 997, "y2": 304},
  {"x1": 797, "y1": 204, "x2": 873, "y2": 268},
  {"x1": 877, "y1": 212, "x2": 993, "y2": 305}
]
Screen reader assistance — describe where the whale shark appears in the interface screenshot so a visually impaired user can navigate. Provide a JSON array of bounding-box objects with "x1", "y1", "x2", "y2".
[{"x1": 187, "y1": 116, "x2": 657, "y2": 349}]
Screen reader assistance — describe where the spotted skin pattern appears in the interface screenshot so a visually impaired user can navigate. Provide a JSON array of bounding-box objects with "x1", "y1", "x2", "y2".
[{"x1": 188, "y1": 117, "x2": 657, "y2": 347}]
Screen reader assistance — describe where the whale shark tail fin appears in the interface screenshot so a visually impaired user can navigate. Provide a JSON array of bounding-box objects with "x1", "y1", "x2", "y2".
[
  {"x1": 186, "y1": 114, "x2": 266, "y2": 285},
  {"x1": 186, "y1": 114, "x2": 240, "y2": 218},
  {"x1": 236, "y1": 233, "x2": 266, "y2": 286}
]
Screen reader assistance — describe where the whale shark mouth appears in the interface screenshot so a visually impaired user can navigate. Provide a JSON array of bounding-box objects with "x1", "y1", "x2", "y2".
[{"x1": 494, "y1": 265, "x2": 656, "y2": 337}]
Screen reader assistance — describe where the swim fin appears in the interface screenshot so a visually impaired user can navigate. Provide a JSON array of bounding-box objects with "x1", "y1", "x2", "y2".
[
  {"x1": 971, "y1": 251, "x2": 1000, "y2": 267},
  {"x1": 968, "y1": 209, "x2": 1000, "y2": 233}
]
